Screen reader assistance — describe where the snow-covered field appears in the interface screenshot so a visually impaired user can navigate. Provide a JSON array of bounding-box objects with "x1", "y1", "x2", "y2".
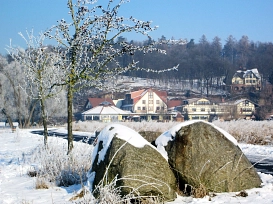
[{"x1": 1, "y1": 127, "x2": 273, "y2": 204}]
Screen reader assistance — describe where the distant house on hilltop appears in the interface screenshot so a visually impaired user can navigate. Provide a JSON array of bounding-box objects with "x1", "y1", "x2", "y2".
[{"x1": 231, "y1": 68, "x2": 261, "y2": 93}]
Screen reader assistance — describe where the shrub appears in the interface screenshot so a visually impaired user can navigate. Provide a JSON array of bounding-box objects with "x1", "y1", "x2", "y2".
[
  {"x1": 29, "y1": 137, "x2": 93, "y2": 187},
  {"x1": 212, "y1": 120, "x2": 273, "y2": 145}
]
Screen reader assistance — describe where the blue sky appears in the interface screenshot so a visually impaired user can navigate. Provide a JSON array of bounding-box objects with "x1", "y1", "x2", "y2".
[{"x1": 1, "y1": 0, "x2": 273, "y2": 55}]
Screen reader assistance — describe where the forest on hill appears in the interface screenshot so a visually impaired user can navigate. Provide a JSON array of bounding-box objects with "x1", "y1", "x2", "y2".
[{"x1": 115, "y1": 34, "x2": 273, "y2": 86}]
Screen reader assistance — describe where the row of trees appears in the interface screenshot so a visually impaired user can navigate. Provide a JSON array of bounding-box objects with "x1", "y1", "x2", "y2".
[{"x1": 117, "y1": 34, "x2": 273, "y2": 88}]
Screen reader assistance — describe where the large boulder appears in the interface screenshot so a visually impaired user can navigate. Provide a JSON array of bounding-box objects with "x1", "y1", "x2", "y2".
[
  {"x1": 88, "y1": 124, "x2": 177, "y2": 201},
  {"x1": 155, "y1": 120, "x2": 262, "y2": 193}
]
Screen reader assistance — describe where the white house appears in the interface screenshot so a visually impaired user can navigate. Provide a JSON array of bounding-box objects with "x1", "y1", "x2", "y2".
[
  {"x1": 121, "y1": 88, "x2": 171, "y2": 121},
  {"x1": 82, "y1": 101, "x2": 130, "y2": 122}
]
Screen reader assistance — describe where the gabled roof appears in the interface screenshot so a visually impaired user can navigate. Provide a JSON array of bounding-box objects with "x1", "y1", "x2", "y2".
[
  {"x1": 233, "y1": 68, "x2": 261, "y2": 79},
  {"x1": 167, "y1": 100, "x2": 182, "y2": 108},
  {"x1": 233, "y1": 71, "x2": 245, "y2": 79},
  {"x1": 82, "y1": 104, "x2": 129, "y2": 115},
  {"x1": 185, "y1": 98, "x2": 209, "y2": 104},
  {"x1": 233, "y1": 98, "x2": 258, "y2": 106},
  {"x1": 130, "y1": 88, "x2": 168, "y2": 105},
  {"x1": 244, "y1": 68, "x2": 261, "y2": 79},
  {"x1": 85, "y1": 98, "x2": 114, "y2": 107},
  {"x1": 153, "y1": 89, "x2": 167, "y2": 103},
  {"x1": 131, "y1": 89, "x2": 146, "y2": 98}
]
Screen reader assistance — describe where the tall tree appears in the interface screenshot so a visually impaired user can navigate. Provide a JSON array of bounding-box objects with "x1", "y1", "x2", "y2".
[
  {"x1": 45, "y1": 0, "x2": 183, "y2": 153},
  {"x1": 8, "y1": 31, "x2": 64, "y2": 145},
  {"x1": 237, "y1": 35, "x2": 250, "y2": 68},
  {"x1": 223, "y1": 35, "x2": 237, "y2": 65}
]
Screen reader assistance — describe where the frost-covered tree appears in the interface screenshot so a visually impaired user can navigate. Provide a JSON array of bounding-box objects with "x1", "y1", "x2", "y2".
[
  {"x1": 45, "y1": 0, "x2": 185, "y2": 153},
  {"x1": 8, "y1": 31, "x2": 65, "y2": 145},
  {"x1": 0, "y1": 55, "x2": 35, "y2": 128}
]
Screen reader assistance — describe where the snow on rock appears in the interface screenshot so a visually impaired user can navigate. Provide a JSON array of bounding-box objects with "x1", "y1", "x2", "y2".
[
  {"x1": 91, "y1": 123, "x2": 156, "y2": 165},
  {"x1": 155, "y1": 120, "x2": 238, "y2": 160}
]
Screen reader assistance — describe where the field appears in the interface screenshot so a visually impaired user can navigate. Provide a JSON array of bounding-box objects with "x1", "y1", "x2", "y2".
[{"x1": 73, "y1": 119, "x2": 273, "y2": 145}]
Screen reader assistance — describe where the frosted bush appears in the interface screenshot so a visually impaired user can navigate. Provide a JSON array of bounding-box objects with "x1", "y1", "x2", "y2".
[
  {"x1": 74, "y1": 120, "x2": 273, "y2": 145},
  {"x1": 30, "y1": 137, "x2": 93, "y2": 187},
  {"x1": 212, "y1": 120, "x2": 273, "y2": 145},
  {"x1": 73, "y1": 120, "x2": 180, "y2": 133}
]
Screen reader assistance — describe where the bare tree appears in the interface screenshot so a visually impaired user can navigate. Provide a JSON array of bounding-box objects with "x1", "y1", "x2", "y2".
[
  {"x1": 8, "y1": 31, "x2": 65, "y2": 145},
  {"x1": 45, "y1": 0, "x2": 184, "y2": 153}
]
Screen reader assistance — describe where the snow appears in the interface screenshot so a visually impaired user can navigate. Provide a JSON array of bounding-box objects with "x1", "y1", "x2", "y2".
[
  {"x1": 91, "y1": 123, "x2": 155, "y2": 166},
  {"x1": 156, "y1": 120, "x2": 238, "y2": 160},
  {"x1": 1, "y1": 127, "x2": 273, "y2": 203}
]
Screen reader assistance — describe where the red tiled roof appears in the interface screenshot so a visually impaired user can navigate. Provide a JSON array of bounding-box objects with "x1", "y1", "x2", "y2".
[
  {"x1": 167, "y1": 100, "x2": 182, "y2": 108},
  {"x1": 153, "y1": 89, "x2": 167, "y2": 103},
  {"x1": 87, "y1": 98, "x2": 114, "y2": 107},
  {"x1": 130, "y1": 88, "x2": 168, "y2": 105},
  {"x1": 131, "y1": 89, "x2": 145, "y2": 98}
]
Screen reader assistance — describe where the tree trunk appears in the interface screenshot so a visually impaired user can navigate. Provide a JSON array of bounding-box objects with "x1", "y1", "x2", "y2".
[
  {"x1": 2, "y1": 108, "x2": 14, "y2": 130},
  {"x1": 40, "y1": 98, "x2": 48, "y2": 146},
  {"x1": 67, "y1": 83, "x2": 74, "y2": 154}
]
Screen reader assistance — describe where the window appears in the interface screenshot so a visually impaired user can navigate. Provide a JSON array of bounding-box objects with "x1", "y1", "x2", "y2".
[
  {"x1": 156, "y1": 106, "x2": 160, "y2": 110},
  {"x1": 93, "y1": 116, "x2": 100, "y2": 120},
  {"x1": 201, "y1": 108, "x2": 205, "y2": 112},
  {"x1": 149, "y1": 92, "x2": 153, "y2": 98},
  {"x1": 148, "y1": 107, "x2": 152, "y2": 111},
  {"x1": 192, "y1": 108, "x2": 196, "y2": 111},
  {"x1": 197, "y1": 101, "x2": 210, "y2": 105},
  {"x1": 242, "y1": 108, "x2": 252, "y2": 112},
  {"x1": 149, "y1": 100, "x2": 153, "y2": 104},
  {"x1": 142, "y1": 107, "x2": 146, "y2": 110},
  {"x1": 137, "y1": 107, "x2": 141, "y2": 110},
  {"x1": 142, "y1": 100, "x2": 146, "y2": 104},
  {"x1": 156, "y1": 100, "x2": 160, "y2": 104},
  {"x1": 192, "y1": 116, "x2": 199, "y2": 120}
]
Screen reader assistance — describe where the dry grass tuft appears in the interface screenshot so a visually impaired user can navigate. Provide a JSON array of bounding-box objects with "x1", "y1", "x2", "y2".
[
  {"x1": 236, "y1": 190, "x2": 248, "y2": 197},
  {"x1": 70, "y1": 188, "x2": 89, "y2": 201},
  {"x1": 35, "y1": 177, "x2": 49, "y2": 189},
  {"x1": 192, "y1": 183, "x2": 208, "y2": 198}
]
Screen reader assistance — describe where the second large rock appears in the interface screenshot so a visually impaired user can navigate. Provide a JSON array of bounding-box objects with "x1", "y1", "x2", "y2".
[{"x1": 155, "y1": 121, "x2": 262, "y2": 193}]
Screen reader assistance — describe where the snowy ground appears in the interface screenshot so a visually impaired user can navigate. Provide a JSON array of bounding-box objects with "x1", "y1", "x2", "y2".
[{"x1": 0, "y1": 128, "x2": 273, "y2": 204}]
